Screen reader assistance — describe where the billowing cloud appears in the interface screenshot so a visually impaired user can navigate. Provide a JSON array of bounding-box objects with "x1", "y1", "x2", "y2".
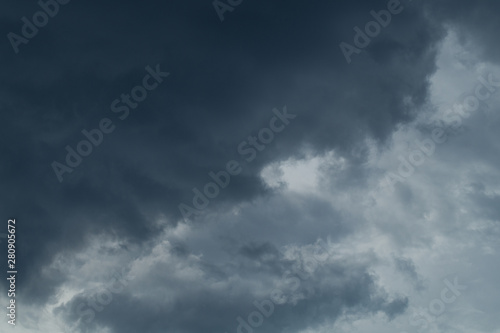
[{"x1": 0, "y1": 1, "x2": 499, "y2": 333}]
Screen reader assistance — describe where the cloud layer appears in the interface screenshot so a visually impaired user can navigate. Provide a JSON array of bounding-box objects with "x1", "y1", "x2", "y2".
[{"x1": 0, "y1": 1, "x2": 499, "y2": 332}]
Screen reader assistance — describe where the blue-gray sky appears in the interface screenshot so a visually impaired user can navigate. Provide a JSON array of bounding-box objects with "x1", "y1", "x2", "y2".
[{"x1": 1, "y1": 1, "x2": 499, "y2": 332}]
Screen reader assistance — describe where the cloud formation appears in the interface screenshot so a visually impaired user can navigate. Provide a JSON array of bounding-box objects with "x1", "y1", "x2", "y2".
[{"x1": 0, "y1": 1, "x2": 499, "y2": 333}]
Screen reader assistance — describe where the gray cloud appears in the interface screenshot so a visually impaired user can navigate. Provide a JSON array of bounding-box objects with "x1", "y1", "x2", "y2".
[{"x1": 1, "y1": 1, "x2": 499, "y2": 333}]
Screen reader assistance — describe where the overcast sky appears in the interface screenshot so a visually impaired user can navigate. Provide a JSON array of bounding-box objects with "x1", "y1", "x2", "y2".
[{"x1": 1, "y1": 0, "x2": 500, "y2": 332}]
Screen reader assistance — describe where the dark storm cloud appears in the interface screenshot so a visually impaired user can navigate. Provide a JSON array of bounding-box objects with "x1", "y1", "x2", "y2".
[{"x1": 0, "y1": 0, "x2": 447, "y2": 330}]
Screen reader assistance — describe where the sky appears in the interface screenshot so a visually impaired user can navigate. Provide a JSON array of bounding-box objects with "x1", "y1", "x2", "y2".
[{"x1": 0, "y1": 0, "x2": 500, "y2": 332}]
